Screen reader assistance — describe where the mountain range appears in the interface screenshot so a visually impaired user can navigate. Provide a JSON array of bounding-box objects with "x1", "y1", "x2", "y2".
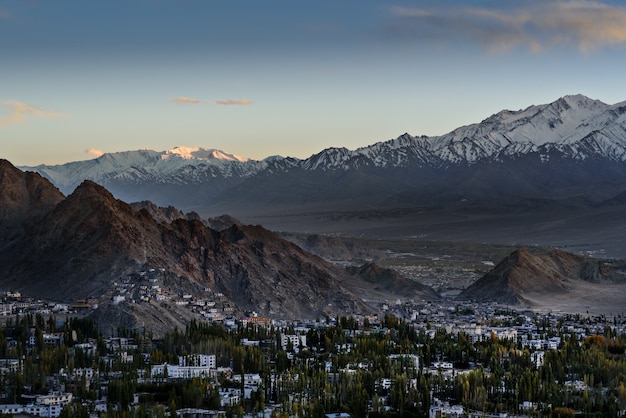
[
  {"x1": 21, "y1": 94, "x2": 626, "y2": 219},
  {"x1": 2, "y1": 159, "x2": 625, "y2": 331}
]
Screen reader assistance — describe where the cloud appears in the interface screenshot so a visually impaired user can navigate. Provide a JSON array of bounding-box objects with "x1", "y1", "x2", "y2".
[
  {"x1": 0, "y1": 100, "x2": 63, "y2": 128},
  {"x1": 388, "y1": 1, "x2": 626, "y2": 53},
  {"x1": 216, "y1": 99, "x2": 252, "y2": 106},
  {"x1": 85, "y1": 148, "x2": 104, "y2": 158},
  {"x1": 170, "y1": 96, "x2": 203, "y2": 104}
]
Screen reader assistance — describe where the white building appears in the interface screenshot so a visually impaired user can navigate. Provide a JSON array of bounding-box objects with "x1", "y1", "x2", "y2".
[
  {"x1": 429, "y1": 399, "x2": 464, "y2": 418},
  {"x1": 231, "y1": 373, "x2": 262, "y2": 387},
  {"x1": 179, "y1": 354, "x2": 216, "y2": 368},
  {"x1": 281, "y1": 334, "x2": 306, "y2": 350},
  {"x1": 35, "y1": 392, "x2": 73, "y2": 406},
  {"x1": 151, "y1": 363, "x2": 215, "y2": 379},
  {"x1": 431, "y1": 362, "x2": 453, "y2": 370},
  {"x1": 0, "y1": 405, "x2": 23, "y2": 415},
  {"x1": 531, "y1": 351, "x2": 545, "y2": 367},
  {"x1": 0, "y1": 358, "x2": 20, "y2": 373},
  {"x1": 21, "y1": 392, "x2": 73, "y2": 418},
  {"x1": 219, "y1": 388, "x2": 241, "y2": 407},
  {"x1": 74, "y1": 341, "x2": 97, "y2": 356},
  {"x1": 74, "y1": 367, "x2": 94, "y2": 379},
  {"x1": 25, "y1": 404, "x2": 64, "y2": 417},
  {"x1": 377, "y1": 378, "x2": 392, "y2": 390}
]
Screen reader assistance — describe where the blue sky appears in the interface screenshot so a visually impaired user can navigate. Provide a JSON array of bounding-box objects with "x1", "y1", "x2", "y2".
[{"x1": 3, "y1": 0, "x2": 626, "y2": 165}]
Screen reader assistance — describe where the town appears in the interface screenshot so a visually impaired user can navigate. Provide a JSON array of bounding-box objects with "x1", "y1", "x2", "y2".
[{"x1": 1, "y1": 289, "x2": 625, "y2": 418}]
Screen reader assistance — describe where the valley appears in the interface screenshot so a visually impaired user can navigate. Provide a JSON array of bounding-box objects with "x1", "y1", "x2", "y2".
[
  {"x1": 245, "y1": 202, "x2": 626, "y2": 260},
  {"x1": 280, "y1": 232, "x2": 626, "y2": 316}
]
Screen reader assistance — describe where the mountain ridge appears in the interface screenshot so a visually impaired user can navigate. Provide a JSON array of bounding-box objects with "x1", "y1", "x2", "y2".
[
  {"x1": 0, "y1": 161, "x2": 441, "y2": 334},
  {"x1": 15, "y1": 95, "x2": 626, "y2": 263},
  {"x1": 23, "y1": 94, "x2": 626, "y2": 187}
]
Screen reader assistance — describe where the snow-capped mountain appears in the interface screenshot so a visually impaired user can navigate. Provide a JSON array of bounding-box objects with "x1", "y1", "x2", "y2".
[
  {"x1": 27, "y1": 146, "x2": 266, "y2": 194},
  {"x1": 22, "y1": 95, "x2": 626, "y2": 214},
  {"x1": 304, "y1": 94, "x2": 626, "y2": 169}
]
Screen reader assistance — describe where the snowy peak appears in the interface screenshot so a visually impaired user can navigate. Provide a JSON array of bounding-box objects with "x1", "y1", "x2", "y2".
[
  {"x1": 504, "y1": 94, "x2": 609, "y2": 145},
  {"x1": 484, "y1": 94, "x2": 606, "y2": 127},
  {"x1": 422, "y1": 94, "x2": 626, "y2": 163},
  {"x1": 163, "y1": 146, "x2": 249, "y2": 163},
  {"x1": 22, "y1": 147, "x2": 259, "y2": 195},
  {"x1": 302, "y1": 147, "x2": 353, "y2": 170}
]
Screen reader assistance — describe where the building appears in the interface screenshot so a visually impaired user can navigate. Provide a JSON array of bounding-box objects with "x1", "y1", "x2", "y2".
[
  {"x1": 74, "y1": 367, "x2": 95, "y2": 380},
  {"x1": 151, "y1": 363, "x2": 215, "y2": 379},
  {"x1": 281, "y1": 334, "x2": 306, "y2": 350},
  {"x1": 35, "y1": 392, "x2": 73, "y2": 406},
  {"x1": 177, "y1": 409, "x2": 226, "y2": 418},
  {"x1": 219, "y1": 388, "x2": 241, "y2": 407},
  {"x1": 25, "y1": 403, "x2": 64, "y2": 417},
  {"x1": 179, "y1": 354, "x2": 216, "y2": 368},
  {"x1": 0, "y1": 404, "x2": 23, "y2": 415},
  {"x1": 530, "y1": 351, "x2": 545, "y2": 367},
  {"x1": 429, "y1": 399, "x2": 464, "y2": 418},
  {"x1": 20, "y1": 392, "x2": 73, "y2": 418}
]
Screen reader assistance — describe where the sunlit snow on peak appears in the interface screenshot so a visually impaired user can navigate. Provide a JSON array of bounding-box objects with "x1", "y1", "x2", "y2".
[{"x1": 163, "y1": 146, "x2": 249, "y2": 162}]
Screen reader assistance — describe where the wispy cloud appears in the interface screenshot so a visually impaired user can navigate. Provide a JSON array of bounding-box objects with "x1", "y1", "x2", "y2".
[
  {"x1": 170, "y1": 96, "x2": 203, "y2": 104},
  {"x1": 0, "y1": 100, "x2": 63, "y2": 128},
  {"x1": 85, "y1": 148, "x2": 104, "y2": 158},
  {"x1": 216, "y1": 99, "x2": 252, "y2": 106},
  {"x1": 389, "y1": 1, "x2": 626, "y2": 53},
  {"x1": 170, "y1": 96, "x2": 253, "y2": 106}
]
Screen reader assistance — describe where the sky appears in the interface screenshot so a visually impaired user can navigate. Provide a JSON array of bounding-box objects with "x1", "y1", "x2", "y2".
[{"x1": 3, "y1": 0, "x2": 626, "y2": 166}]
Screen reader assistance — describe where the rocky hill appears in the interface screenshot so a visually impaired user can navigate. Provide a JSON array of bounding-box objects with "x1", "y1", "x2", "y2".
[
  {"x1": 456, "y1": 248, "x2": 626, "y2": 307},
  {"x1": 129, "y1": 200, "x2": 202, "y2": 224},
  {"x1": 0, "y1": 160, "x2": 442, "y2": 334},
  {"x1": 345, "y1": 262, "x2": 440, "y2": 301}
]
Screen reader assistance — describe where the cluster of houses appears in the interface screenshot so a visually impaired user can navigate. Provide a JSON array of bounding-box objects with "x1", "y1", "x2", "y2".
[
  {"x1": 0, "y1": 291, "x2": 86, "y2": 318},
  {"x1": 110, "y1": 269, "x2": 237, "y2": 321},
  {"x1": 0, "y1": 392, "x2": 73, "y2": 417},
  {"x1": 0, "y1": 309, "x2": 622, "y2": 417},
  {"x1": 0, "y1": 349, "x2": 262, "y2": 417},
  {"x1": 2, "y1": 280, "x2": 626, "y2": 417}
]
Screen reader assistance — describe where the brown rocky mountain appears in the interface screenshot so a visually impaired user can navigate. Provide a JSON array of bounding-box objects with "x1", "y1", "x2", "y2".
[
  {"x1": 205, "y1": 214, "x2": 243, "y2": 232},
  {"x1": 345, "y1": 262, "x2": 440, "y2": 301},
  {"x1": 129, "y1": 200, "x2": 203, "y2": 224},
  {"x1": 456, "y1": 248, "x2": 626, "y2": 307},
  {"x1": 0, "y1": 160, "x2": 442, "y2": 333},
  {"x1": 0, "y1": 159, "x2": 64, "y2": 243}
]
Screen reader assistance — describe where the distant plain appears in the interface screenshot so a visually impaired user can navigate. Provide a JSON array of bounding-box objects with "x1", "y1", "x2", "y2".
[
  {"x1": 242, "y1": 203, "x2": 626, "y2": 260},
  {"x1": 241, "y1": 202, "x2": 626, "y2": 316}
]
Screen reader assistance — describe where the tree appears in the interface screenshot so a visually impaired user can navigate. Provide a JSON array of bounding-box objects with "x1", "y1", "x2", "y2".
[
  {"x1": 169, "y1": 399, "x2": 177, "y2": 418},
  {"x1": 552, "y1": 407, "x2": 575, "y2": 418}
]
